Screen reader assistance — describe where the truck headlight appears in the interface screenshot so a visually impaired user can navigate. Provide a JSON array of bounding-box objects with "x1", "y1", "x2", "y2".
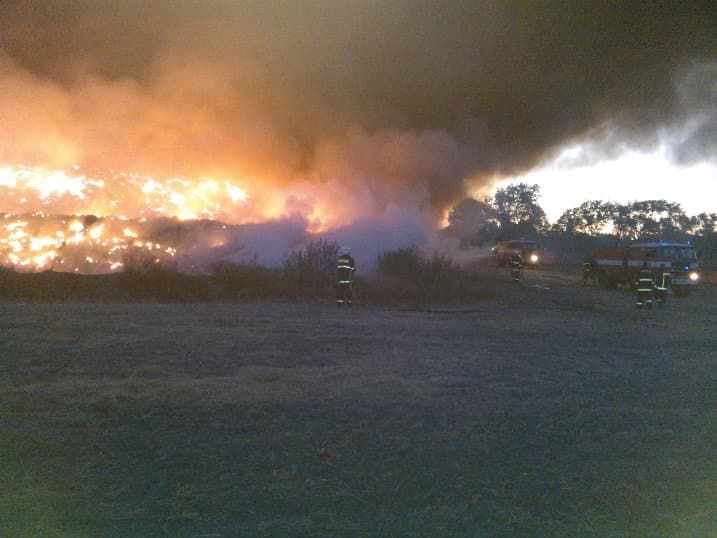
[
  {"x1": 530, "y1": 254, "x2": 538, "y2": 263},
  {"x1": 689, "y1": 271, "x2": 699, "y2": 281}
]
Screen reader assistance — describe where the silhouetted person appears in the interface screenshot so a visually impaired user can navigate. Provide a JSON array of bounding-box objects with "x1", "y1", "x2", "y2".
[
  {"x1": 654, "y1": 263, "x2": 671, "y2": 307},
  {"x1": 635, "y1": 262, "x2": 654, "y2": 309},
  {"x1": 510, "y1": 253, "x2": 522, "y2": 282},
  {"x1": 582, "y1": 257, "x2": 595, "y2": 285},
  {"x1": 336, "y1": 246, "x2": 356, "y2": 306}
]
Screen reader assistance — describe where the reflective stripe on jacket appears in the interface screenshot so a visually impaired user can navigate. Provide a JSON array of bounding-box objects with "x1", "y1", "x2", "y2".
[
  {"x1": 637, "y1": 269, "x2": 654, "y2": 292},
  {"x1": 337, "y1": 255, "x2": 355, "y2": 283}
]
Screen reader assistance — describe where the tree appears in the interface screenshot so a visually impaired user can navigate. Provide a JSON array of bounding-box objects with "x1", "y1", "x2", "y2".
[
  {"x1": 687, "y1": 212, "x2": 716, "y2": 235},
  {"x1": 612, "y1": 200, "x2": 688, "y2": 240},
  {"x1": 489, "y1": 183, "x2": 548, "y2": 236},
  {"x1": 445, "y1": 198, "x2": 500, "y2": 246},
  {"x1": 555, "y1": 200, "x2": 616, "y2": 235}
]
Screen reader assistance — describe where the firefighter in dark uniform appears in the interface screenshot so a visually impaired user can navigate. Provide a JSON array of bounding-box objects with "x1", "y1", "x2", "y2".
[
  {"x1": 582, "y1": 257, "x2": 595, "y2": 285},
  {"x1": 654, "y1": 263, "x2": 671, "y2": 307},
  {"x1": 635, "y1": 262, "x2": 655, "y2": 309},
  {"x1": 336, "y1": 246, "x2": 356, "y2": 306},
  {"x1": 510, "y1": 253, "x2": 522, "y2": 282}
]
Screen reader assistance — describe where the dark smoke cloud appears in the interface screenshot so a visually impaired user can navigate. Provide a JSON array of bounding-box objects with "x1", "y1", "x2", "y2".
[{"x1": 1, "y1": 1, "x2": 715, "y2": 215}]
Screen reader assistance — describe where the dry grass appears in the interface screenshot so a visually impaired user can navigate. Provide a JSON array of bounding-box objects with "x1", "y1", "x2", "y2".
[{"x1": 1, "y1": 266, "x2": 715, "y2": 536}]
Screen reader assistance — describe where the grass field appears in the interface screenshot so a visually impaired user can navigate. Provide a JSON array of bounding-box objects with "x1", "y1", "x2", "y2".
[{"x1": 1, "y1": 266, "x2": 715, "y2": 536}]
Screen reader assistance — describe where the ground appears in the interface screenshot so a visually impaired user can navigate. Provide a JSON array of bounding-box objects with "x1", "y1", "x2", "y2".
[{"x1": 0, "y1": 265, "x2": 715, "y2": 537}]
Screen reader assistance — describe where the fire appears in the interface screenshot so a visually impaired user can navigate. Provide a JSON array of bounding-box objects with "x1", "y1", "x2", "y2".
[
  {"x1": 89, "y1": 223, "x2": 104, "y2": 239},
  {"x1": 0, "y1": 163, "x2": 348, "y2": 273},
  {"x1": 0, "y1": 212, "x2": 174, "y2": 273},
  {"x1": 227, "y1": 185, "x2": 248, "y2": 203},
  {"x1": 0, "y1": 165, "x2": 251, "y2": 222},
  {"x1": 0, "y1": 164, "x2": 254, "y2": 272}
]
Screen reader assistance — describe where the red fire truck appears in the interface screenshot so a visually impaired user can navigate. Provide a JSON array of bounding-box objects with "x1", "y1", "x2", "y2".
[
  {"x1": 590, "y1": 242, "x2": 700, "y2": 296},
  {"x1": 492, "y1": 239, "x2": 540, "y2": 268}
]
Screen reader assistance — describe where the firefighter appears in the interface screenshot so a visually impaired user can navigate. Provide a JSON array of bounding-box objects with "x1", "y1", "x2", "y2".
[
  {"x1": 582, "y1": 257, "x2": 595, "y2": 285},
  {"x1": 510, "y1": 253, "x2": 522, "y2": 282},
  {"x1": 654, "y1": 263, "x2": 671, "y2": 307},
  {"x1": 635, "y1": 262, "x2": 655, "y2": 309},
  {"x1": 336, "y1": 246, "x2": 356, "y2": 306}
]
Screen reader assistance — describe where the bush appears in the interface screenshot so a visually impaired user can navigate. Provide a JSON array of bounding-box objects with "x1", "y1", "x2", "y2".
[
  {"x1": 282, "y1": 240, "x2": 339, "y2": 299},
  {"x1": 378, "y1": 246, "x2": 423, "y2": 278},
  {"x1": 0, "y1": 241, "x2": 500, "y2": 305},
  {"x1": 121, "y1": 251, "x2": 213, "y2": 302},
  {"x1": 210, "y1": 262, "x2": 283, "y2": 300},
  {"x1": 375, "y1": 246, "x2": 480, "y2": 305}
]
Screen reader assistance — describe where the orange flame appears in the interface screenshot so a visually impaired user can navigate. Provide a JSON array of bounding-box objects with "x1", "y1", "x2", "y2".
[{"x1": 0, "y1": 163, "x2": 349, "y2": 272}]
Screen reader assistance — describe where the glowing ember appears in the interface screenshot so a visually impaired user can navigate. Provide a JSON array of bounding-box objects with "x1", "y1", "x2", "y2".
[
  {"x1": 0, "y1": 212, "x2": 182, "y2": 273},
  {"x1": 0, "y1": 165, "x2": 251, "y2": 221},
  {"x1": 0, "y1": 164, "x2": 256, "y2": 272},
  {"x1": 0, "y1": 163, "x2": 362, "y2": 272}
]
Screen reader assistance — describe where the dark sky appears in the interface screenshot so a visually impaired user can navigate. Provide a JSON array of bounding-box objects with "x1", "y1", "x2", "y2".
[{"x1": 1, "y1": 1, "x2": 715, "y2": 214}]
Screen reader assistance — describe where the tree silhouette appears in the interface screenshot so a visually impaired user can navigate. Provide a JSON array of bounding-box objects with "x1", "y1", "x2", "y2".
[
  {"x1": 555, "y1": 200, "x2": 616, "y2": 235},
  {"x1": 445, "y1": 189, "x2": 713, "y2": 263},
  {"x1": 489, "y1": 183, "x2": 548, "y2": 236},
  {"x1": 613, "y1": 200, "x2": 688, "y2": 240},
  {"x1": 687, "y1": 212, "x2": 716, "y2": 235},
  {"x1": 445, "y1": 198, "x2": 500, "y2": 246}
]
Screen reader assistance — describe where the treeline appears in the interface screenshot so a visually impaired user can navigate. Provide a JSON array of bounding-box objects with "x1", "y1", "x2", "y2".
[
  {"x1": 0, "y1": 240, "x2": 497, "y2": 305},
  {"x1": 444, "y1": 183, "x2": 717, "y2": 263}
]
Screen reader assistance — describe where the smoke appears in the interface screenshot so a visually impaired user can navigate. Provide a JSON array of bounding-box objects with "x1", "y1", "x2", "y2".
[
  {"x1": 166, "y1": 216, "x2": 311, "y2": 272},
  {"x1": 149, "y1": 206, "x2": 439, "y2": 273},
  {"x1": 0, "y1": 2, "x2": 715, "y2": 271},
  {"x1": 665, "y1": 62, "x2": 717, "y2": 165}
]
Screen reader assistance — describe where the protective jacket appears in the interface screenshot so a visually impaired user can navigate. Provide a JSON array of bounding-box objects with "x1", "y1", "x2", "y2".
[
  {"x1": 336, "y1": 254, "x2": 356, "y2": 305},
  {"x1": 654, "y1": 268, "x2": 671, "y2": 305},
  {"x1": 582, "y1": 258, "x2": 594, "y2": 282},
  {"x1": 510, "y1": 254, "x2": 522, "y2": 281},
  {"x1": 656, "y1": 269, "x2": 671, "y2": 290},
  {"x1": 337, "y1": 255, "x2": 355, "y2": 284},
  {"x1": 637, "y1": 268, "x2": 655, "y2": 292},
  {"x1": 635, "y1": 267, "x2": 655, "y2": 308}
]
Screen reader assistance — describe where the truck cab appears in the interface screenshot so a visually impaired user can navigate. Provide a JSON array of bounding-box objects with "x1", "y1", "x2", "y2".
[{"x1": 492, "y1": 239, "x2": 540, "y2": 268}]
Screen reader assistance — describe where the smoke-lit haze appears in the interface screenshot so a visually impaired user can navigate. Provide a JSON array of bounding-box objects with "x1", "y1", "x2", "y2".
[{"x1": 1, "y1": 1, "x2": 715, "y2": 271}]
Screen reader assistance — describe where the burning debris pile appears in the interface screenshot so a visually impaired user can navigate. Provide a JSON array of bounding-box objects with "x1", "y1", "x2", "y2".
[
  {"x1": 0, "y1": 163, "x2": 449, "y2": 275},
  {"x1": 0, "y1": 208, "x2": 317, "y2": 275},
  {"x1": 0, "y1": 212, "x2": 184, "y2": 274},
  {"x1": 0, "y1": 164, "x2": 298, "y2": 273}
]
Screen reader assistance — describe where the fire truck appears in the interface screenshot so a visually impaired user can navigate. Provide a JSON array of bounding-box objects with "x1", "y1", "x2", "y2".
[
  {"x1": 492, "y1": 239, "x2": 540, "y2": 268},
  {"x1": 590, "y1": 242, "x2": 700, "y2": 296}
]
